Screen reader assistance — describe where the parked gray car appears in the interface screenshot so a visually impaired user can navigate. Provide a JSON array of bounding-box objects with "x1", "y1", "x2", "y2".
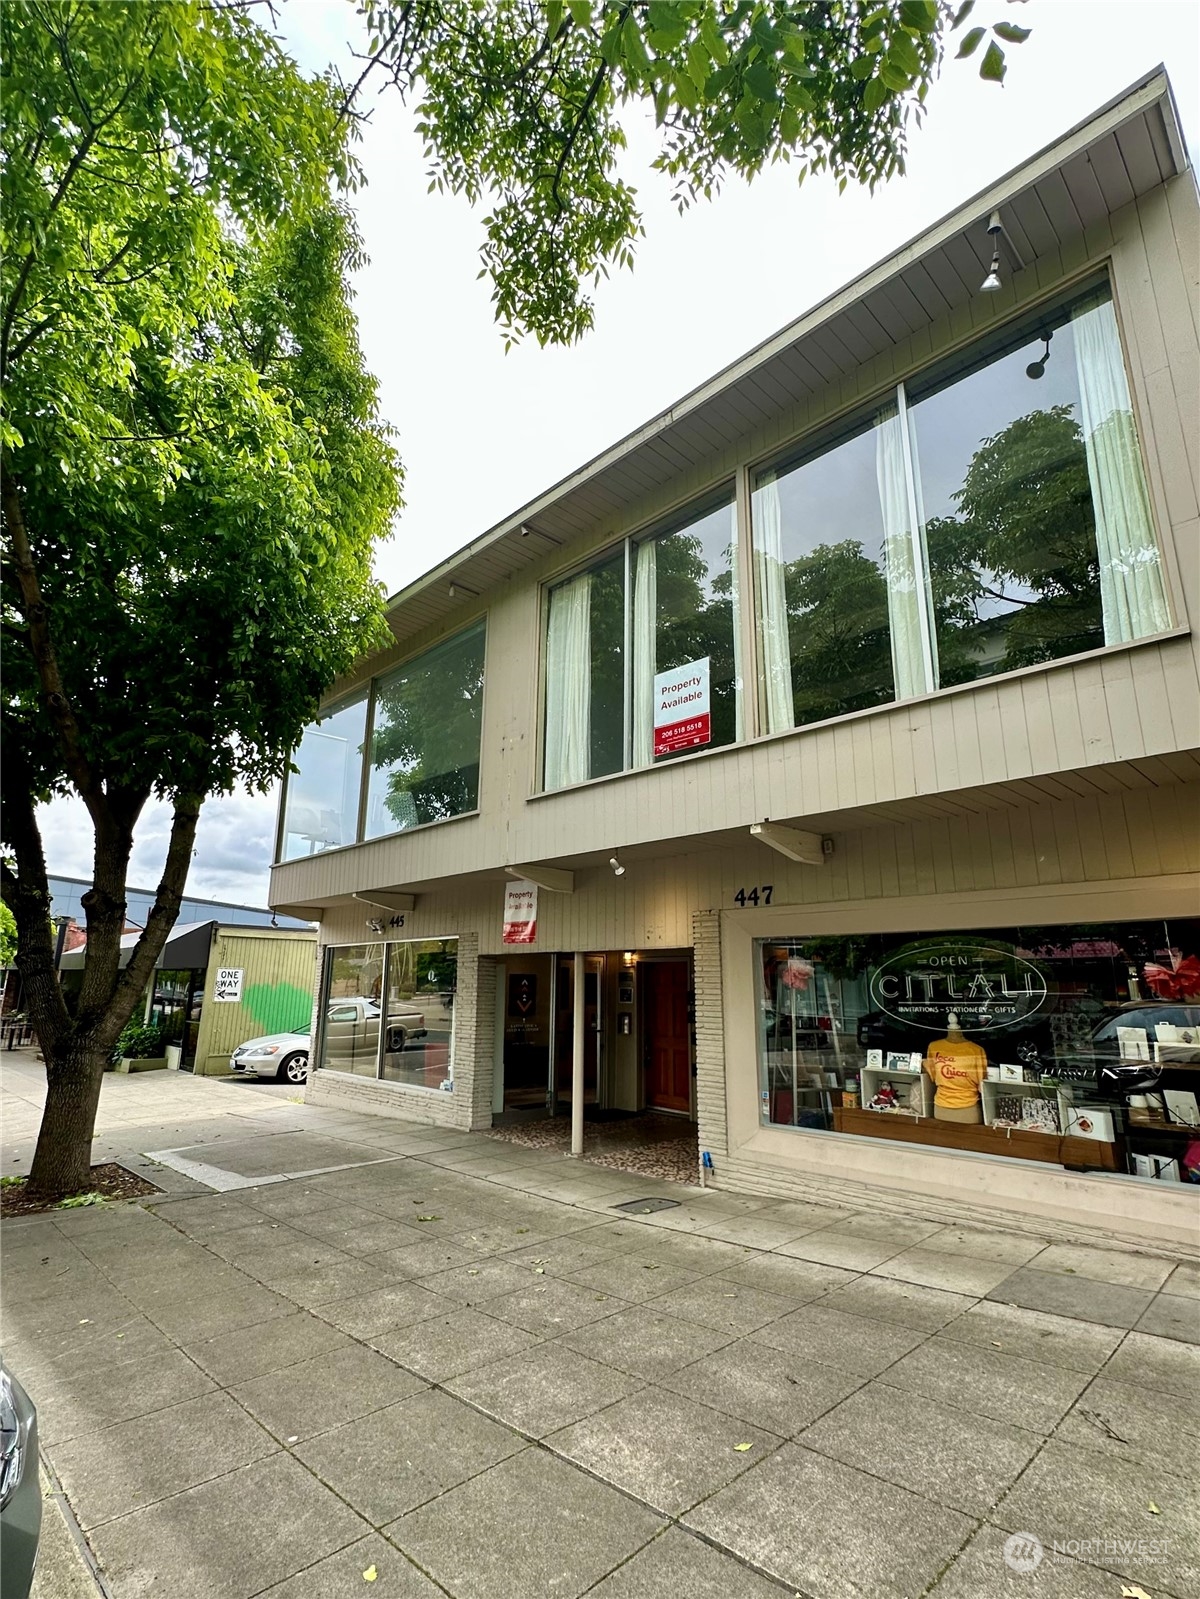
[
  {"x1": 1, "y1": 1361, "x2": 40, "y2": 1599},
  {"x1": 229, "y1": 1028, "x2": 310, "y2": 1083}
]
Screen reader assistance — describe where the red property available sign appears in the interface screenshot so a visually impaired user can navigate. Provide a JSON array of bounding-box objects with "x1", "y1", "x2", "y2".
[
  {"x1": 502, "y1": 878, "x2": 538, "y2": 945},
  {"x1": 653, "y1": 657, "x2": 711, "y2": 756}
]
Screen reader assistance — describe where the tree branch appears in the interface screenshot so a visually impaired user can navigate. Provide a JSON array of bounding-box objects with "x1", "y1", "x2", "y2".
[
  {"x1": 1, "y1": 463, "x2": 101, "y2": 807},
  {"x1": 112, "y1": 796, "x2": 203, "y2": 1041},
  {"x1": 0, "y1": 744, "x2": 71, "y2": 1053}
]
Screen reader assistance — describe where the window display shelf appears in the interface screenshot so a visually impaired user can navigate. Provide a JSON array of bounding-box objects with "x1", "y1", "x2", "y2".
[{"x1": 831, "y1": 1105, "x2": 1119, "y2": 1169}]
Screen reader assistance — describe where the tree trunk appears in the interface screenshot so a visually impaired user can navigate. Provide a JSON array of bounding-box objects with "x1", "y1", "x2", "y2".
[{"x1": 26, "y1": 1034, "x2": 109, "y2": 1199}]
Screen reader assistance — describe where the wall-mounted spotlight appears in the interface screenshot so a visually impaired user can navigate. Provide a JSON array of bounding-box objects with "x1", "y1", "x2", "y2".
[
  {"x1": 447, "y1": 580, "x2": 480, "y2": 600},
  {"x1": 1026, "y1": 330, "x2": 1053, "y2": 380},
  {"x1": 980, "y1": 210, "x2": 1003, "y2": 293},
  {"x1": 609, "y1": 855, "x2": 626, "y2": 878},
  {"x1": 365, "y1": 917, "x2": 385, "y2": 934}
]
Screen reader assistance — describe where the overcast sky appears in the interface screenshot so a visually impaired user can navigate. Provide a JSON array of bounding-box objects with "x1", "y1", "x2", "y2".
[{"x1": 41, "y1": 0, "x2": 1200, "y2": 909}]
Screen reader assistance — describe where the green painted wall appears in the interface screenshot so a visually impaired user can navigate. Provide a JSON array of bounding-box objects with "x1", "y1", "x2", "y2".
[{"x1": 193, "y1": 929, "x2": 317, "y2": 1074}]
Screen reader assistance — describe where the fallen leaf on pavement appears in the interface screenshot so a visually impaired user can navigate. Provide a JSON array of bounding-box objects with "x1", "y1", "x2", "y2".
[
  {"x1": 363, "y1": 1565, "x2": 378, "y2": 1583},
  {"x1": 733, "y1": 1442, "x2": 754, "y2": 1452},
  {"x1": 1148, "y1": 1502, "x2": 1160, "y2": 1514}
]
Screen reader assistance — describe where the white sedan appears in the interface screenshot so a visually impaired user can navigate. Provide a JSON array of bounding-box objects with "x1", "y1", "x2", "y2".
[{"x1": 229, "y1": 1029, "x2": 310, "y2": 1084}]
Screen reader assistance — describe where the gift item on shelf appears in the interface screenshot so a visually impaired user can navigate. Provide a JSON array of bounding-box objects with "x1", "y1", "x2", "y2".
[
  {"x1": 1163, "y1": 1089, "x2": 1200, "y2": 1127},
  {"x1": 843, "y1": 1077, "x2": 860, "y2": 1109},
  {"x1": 1021, "y1": 1096, "x2": 1060, "y2": 1133},
  {"x1": 1127, "y1": 1093, "x2": 1168, "y2": 1126},
  {"x1": 990, "y1": 1091, "x2": 1060, "y2": 1133},
  {"x1": 1063, "y1": 1105, "x2": 1116, "y2": 1142},
  {"x1": 885, "y1": 1051, "x2": 922, "y2": 1074},
  {"x1": 867, "y1": 1080, "x2": 902, "y2": 1112},
  {"x1": 1183, "y1": 1140, "x2": 1200, "y2": 1182},
  {"x1": 924, "y1": 1013, "x2": 987, "y2": 1124},
  {"x1": 1116, "y1": 1025, "x2": 1152, "y2": 1061},
  {"x1": 1131, "y1": 1152, "x2": 1181, "y2": 1181},
  {"x1": 998, "y1": 1063, "x2": 1026, "y2": 1083},
  {"x1": 865, "y1": 1049, "x2": 883, "y2": 1069}
]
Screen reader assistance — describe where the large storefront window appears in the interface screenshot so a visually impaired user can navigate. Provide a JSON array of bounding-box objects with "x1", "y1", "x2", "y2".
[
  {"x1": 366, "y1": 621, "x2": 486, "y2": 837},
  {"x1": 757, "y1": 920, "x2": 1200, "y2": 1183},
  {"x1": 543, "y1": 493, "x2": 739, "y2": 790},
  {"x1": 317, "y1": 938, "x2": 456, "y2": 1091},
  {"x1": 751, "y1": 279, "x2": 1170, "y2": 733},
  {"x1": 279, "y1": 692, "x2": 367, "y2": 860}
]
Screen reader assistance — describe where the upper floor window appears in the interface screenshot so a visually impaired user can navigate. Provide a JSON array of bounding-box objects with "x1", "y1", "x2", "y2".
[
  {"x1": 365, "y1": 619, "x2": 486, "y2": 837},
  {"x1": 753, "y1": 279, "x2": 1170, "y2": 734},
  {"x1": 279, "y1": 691, "x2": 367, "y2": 861},
  {"x1": 279, "y1": 620, "x2": 486, "y2": 860},
  {"x1": 543, "y1": 493, "x2": 739, "y2": 791}
]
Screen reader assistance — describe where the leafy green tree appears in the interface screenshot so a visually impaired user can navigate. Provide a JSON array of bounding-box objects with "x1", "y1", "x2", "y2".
[
  {"x1": 356, "y1": 0, "x2": 1028, "y2": 346},
  {"x1": 2, "y1": 0, "x2": 1028, "y2": 1199},
  {"x1": 2, "y1": 1, "x2": 400, "y2": 1198},
  {"x1": 0, "y1": 901, "x2": 17, "y2": 970}
]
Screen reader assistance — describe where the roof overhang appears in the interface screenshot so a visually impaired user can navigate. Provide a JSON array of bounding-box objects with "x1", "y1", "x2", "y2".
[{"x1": 376, "y1": 68, "x2": 1189, "y2": 652}]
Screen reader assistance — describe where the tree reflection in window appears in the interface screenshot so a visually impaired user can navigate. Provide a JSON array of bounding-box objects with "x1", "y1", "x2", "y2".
[
  {"x1": 366, "y1": 620, "x2": 486, "y2": 836},
  {"x1": 924, "y1": 405, "x2": 1103, "y2": 686}
]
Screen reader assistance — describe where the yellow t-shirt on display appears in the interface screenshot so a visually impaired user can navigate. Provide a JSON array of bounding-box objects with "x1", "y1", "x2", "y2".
[{"x1": 923, "y1": 1017, "x2": 988, "y2": 1109}]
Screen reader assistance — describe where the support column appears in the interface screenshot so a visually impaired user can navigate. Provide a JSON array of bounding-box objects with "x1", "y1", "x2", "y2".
[{"x1": 571, "y1": 950, "x2": 585, "y2": 1157}]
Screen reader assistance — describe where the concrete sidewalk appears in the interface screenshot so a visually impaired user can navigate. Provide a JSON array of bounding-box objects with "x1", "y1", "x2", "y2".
[{"x1": 2, "y1": 1060, "x2": 1198, "y2": 1598}]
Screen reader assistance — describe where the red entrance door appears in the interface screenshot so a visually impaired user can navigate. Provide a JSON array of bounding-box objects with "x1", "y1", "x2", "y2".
[{"x1": 643, "y1": 960, "x2": 692, "y2": 1113}]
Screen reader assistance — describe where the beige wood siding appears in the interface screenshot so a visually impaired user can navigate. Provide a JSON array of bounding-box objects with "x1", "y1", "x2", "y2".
[{"x1": 272, "y1": 176, "x2": 1199, "y2": 915}]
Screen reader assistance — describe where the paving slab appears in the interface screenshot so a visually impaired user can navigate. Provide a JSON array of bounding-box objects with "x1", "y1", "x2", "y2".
[
  {"x1": 713, "y1": 1252, "x2": 857, "y2": 1301},
  {"x1": 774, "y1": 1228, "x2": 907, "y2": 1271},
  {"x1": 938, "y1": 1299, "x2": 1125, "y2": 1372},
  {"x1": 926, "y1": 1523, "x2": 1141, "y2": 1598},
  {"x1": 84, "y1": 1451, "x2": 370, "y2": 1599},
  {"x1": 298, "y1": 1388, "x2": 526, "y2": 1524},
  {"x1": 52, "y1": 1390, "x2": 276, "y2": 1528},
  {"x1": 371, "y1": 1307, "x2": 543, "y2": 1382},
  {"x1": 1137, "y1": 1290, "x2": 1200, "y2": 1344},
  {"x1": 559, "y1": 1303, "x2": 739, "y2": 1380},
  {"x1": 547, "y1": 1385, "x2": 780, "y2": 1515},
  {"x1": 986, "y1": 1266, "x2": 1154, "y2": 1329},
  {"x1": 314, "y1": 1279, "x2": 453, "y2": 1338},
  {"x1": 561, "y1": 1254, "x2": 702, "y2": 1303},
  {"x1": 182, "y1": 1309, "x2": 353, "y2": 1386},
  {"x1": 386, "y1": 1446, "x2": 664, "y2": 1599},
  {"x1": 659, "y1": 1338, "x2": 869, "y2": 1436},
  {"x1": 256, "y1": 1534, "x2": 444, "y2": 1598},
  {"x1": 586, "y1": 1526, "x2": 790, "y2": 1598},
  {"x1": 230, "y1": 1342, "x2": 427, "y2": 1441},
  {"x1": 913, "y1": 1225, "x2": 1051, "y2": 1266},
  {"x1": 1031, "y1": 1242, "x2": 1177, "y2": 1290},
  {"x1": 445, "y1": 1341, "x2": 643, "y2": 1438},
  {"x1": 798, "y1": 1379, "x2": 1043, "y2": 1515},
  {"x1": 819, "y1": 1273, "x2": 976, "y2": 1332},
  {"x1": 750, "y1": 1301, "x2": 929, "y2": 1377},
  {"x1": 991, "y1": 1438, "x2": 1200, "y2": 1596},
  {"x1": 1105, "y1": 1328, "x2": 1200, "y2": 1398},
  {"x1": 638, "y1": 1277, "x2": 796, "y2": 1338},
  {"x1": 481, "y1": 1273, "x2": 631, "y2": 1335},
  {"x1": 870, "y1": 1245, "x2": 1019, "y2": 1297},
  {"x1": 684, "y1": 1442, "x2": 975, "y2": 1599},
  {"x1": 33, "y1": 1346, "x2": 217, "y2": 1445},
  {"x1": 1054, "y1": 1374, "x2": 1199, "y2": 1479},
  {"x1": 140, "y1": 1279, "x2": 297, "y2": 1341},
  {"x1": 1164, "y1": 1260, "x2": 1200, "y2": 1300},
  {"x1": 883, "y1": 1333, "x2": 1091, "y2": 1433}
]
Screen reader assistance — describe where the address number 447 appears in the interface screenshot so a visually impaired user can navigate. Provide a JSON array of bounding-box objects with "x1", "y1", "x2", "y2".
[{"x1": 733, "y1": 885, "x2": 773, "y2": 907}]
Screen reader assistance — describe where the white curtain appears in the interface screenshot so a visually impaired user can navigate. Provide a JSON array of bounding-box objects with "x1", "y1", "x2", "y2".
[
  {"x1": 1072, "y1": 293, "x2": 1171, "y2": 642},
  {"x1": 753, "y1": 471, "x2": 795, "y2": 734},
  {"x1": 632, "y1": 539, "x2": 657, "y2": 767},
  {"x1": 876, "y1": 401, "x2": 931, "y2": 700},
  {"x1": 544, "y1": 574, "x2": 591, "y2": 789},
  {"x1": 728, "y1": 502, "x2": 745, "y2": 743}
]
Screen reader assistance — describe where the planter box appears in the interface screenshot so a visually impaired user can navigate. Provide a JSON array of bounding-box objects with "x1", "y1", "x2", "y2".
[{"x1": 115, "y1": 1055, "x2": 168, "y2": 1074}]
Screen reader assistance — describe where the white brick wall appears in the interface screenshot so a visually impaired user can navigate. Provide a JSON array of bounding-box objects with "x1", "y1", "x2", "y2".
[{"x1": 692, "y1": 909, "x2": 727, "y2": 1169}]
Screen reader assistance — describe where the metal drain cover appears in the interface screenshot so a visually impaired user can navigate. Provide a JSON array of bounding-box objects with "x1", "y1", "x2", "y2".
[{"x1": 612, "y1": 1197, "x2": 681, "y2": 1214}]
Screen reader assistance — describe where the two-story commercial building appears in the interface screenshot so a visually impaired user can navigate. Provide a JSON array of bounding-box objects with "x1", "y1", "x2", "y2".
[{"x1": 270, "y1": 71, "x2": 1200, "y2": 1249}]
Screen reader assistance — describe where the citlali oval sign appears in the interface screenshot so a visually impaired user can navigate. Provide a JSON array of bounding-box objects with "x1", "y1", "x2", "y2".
[{"x1": 868, "y1": 941, "x2": 1048, "y2": 1033}]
